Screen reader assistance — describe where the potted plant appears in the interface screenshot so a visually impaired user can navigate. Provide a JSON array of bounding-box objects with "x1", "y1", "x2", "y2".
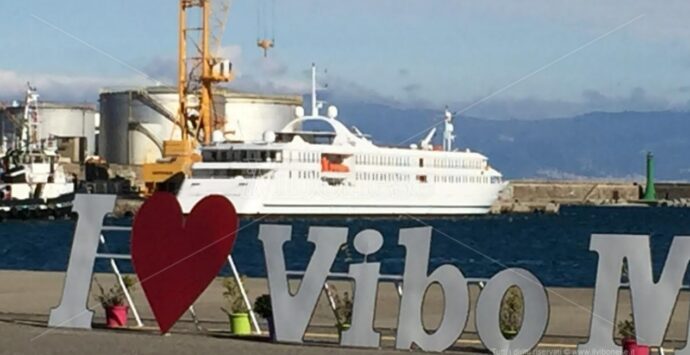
[
  {"x1": 499, "y1": 286, "x2": 523, "y2": 339},
  {"x1": 253, "y1": 294, "x2": 275, "y2": 340},
  {"x1": 330, "y1": 285, "x2": 353, "y2": 337},
  {"x1": 94, "y1": 275, "x2": 135, "y2": 328},
  {"x1": 220, "y1": 276, "x2": 251, "y2": 335},
  {"x1": 618, "y1": 314, "x2": 649, "y2": 355}
]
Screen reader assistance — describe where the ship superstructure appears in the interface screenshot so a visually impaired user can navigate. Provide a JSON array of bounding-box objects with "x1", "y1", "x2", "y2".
[{"x1": 176, "y1": 66, "x2": 505, "y2": 215}]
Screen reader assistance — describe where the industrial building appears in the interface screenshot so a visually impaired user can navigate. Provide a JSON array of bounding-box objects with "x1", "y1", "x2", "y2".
[
  {"x1": 98, "y1": 86, "x2": 302, "y2": 165},
  {"x1": 0, "y1": 102, "x2": 97, "y2": 163}
]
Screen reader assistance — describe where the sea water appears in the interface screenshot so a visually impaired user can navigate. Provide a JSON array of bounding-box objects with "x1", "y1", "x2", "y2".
[{"x1": 1, "y1": 205, "x2": 689, "y2": 287}]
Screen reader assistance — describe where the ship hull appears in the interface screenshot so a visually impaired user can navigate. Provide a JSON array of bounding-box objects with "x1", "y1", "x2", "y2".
[{"x1": 178, "y1": 178, "x2": 505, "y2": 215}]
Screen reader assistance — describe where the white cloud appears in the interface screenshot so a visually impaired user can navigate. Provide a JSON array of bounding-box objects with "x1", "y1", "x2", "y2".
[
  {"x1": 451, "y1": 87, "x2": 679, "y2": 120},
  {"x1": 0, "y1": 69, "x2": 150, "y2": 102}
]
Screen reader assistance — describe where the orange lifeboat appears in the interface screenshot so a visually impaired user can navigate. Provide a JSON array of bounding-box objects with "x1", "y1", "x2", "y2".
[{"x1": 321, "y1": 156, "x2": 350, "y2": 173}]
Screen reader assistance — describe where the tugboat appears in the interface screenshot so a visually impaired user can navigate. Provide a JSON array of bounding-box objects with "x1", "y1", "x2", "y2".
[{"x1": 0, "y1": 84, "x2": 75, "y2": 220}]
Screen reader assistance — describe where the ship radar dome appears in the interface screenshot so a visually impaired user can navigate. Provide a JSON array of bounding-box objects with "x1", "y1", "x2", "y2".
[
  {"x1": 263, "y1": 130, "x2": 276, "y2": 143},
  {"x1": 327, "y1": 105, "x2": 338, "y2": 119},
  {"x1": 295, "y1": 106, "x2": 305, "y2": 118}
]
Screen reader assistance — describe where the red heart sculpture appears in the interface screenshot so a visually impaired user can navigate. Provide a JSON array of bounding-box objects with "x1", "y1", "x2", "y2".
[{"x1": 131, "y1": 192, "x2": 238, "y2": 334}]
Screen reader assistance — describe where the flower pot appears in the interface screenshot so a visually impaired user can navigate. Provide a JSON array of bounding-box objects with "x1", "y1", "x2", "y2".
[
  {"x1": 337, "y1": 323, "x2": 351, "y2": 339},
  {"x1": 623, "y1": 337, "x2": 649, "y2": 355},
  {"x1": 230, "y1": 313, "x2": 251, "y2": 335},
  {"x1": 502, "y1": 329, "x2": 518, "y2": 340},
  {"x1": 105, "y1": 305, "x2": 129, "y2": 328}
]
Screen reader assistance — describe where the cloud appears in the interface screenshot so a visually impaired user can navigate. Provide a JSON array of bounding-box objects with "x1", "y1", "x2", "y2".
[
  {"x1": 141, "y1": 56, "x2": 176, "y2": 84},
  {"x1": 0, "y1": 69, "x2": 149, "y2": 103},
  {"x1": 402, "y1": 83, "x2": 422, "y2": 95},
  {"x1": 580, "y1": 87, "x2": 671, "y2": 112},
  {"x1": 218, "y1": 45, "x2": 243, "y2": 75},
  {"x1": 253, "y1": 56, "x2": 288, "y2": 77},
  {"x1": 449, "y1": 87, "x2": 675, "y2": 120}
]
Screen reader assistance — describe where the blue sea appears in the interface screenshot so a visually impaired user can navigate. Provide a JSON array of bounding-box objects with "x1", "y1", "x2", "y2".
[{"x1": 1, "y1": 205, "x2": 690, "y2": 287}]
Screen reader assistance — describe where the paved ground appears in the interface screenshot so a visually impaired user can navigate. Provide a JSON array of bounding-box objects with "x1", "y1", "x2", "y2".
[{"x1": 1, "y1": 270, "x2": 689, "y2": 354}]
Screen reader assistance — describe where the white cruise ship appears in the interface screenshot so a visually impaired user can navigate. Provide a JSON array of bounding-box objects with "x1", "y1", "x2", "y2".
[{"x1": 176, "y1": 66, "x2": 506, "y2": 215}]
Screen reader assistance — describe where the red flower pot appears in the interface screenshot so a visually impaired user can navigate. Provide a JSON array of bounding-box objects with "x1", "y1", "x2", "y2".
[
  {"x1": 105, "y1": 305, "x2": 129, "y2": 328},
  {"x1": 623, "y1": 337, "x2": 649, "y2": 355}
]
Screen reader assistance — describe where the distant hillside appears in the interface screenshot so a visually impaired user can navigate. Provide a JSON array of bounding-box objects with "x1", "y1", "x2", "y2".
[{"x1": 332, "y1": 101, "x2": 690, "y2": 181}]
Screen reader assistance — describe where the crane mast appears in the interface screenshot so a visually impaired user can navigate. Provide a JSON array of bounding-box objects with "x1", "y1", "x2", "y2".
[
  {"x1": 179, "y1": 0, "x2": 232, "y2": 144},
  {"x1": 142, "y1": 0, "x2": 232, "y2": 194}
]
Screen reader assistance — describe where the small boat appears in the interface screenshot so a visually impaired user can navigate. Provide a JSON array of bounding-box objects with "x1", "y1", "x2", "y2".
[{"x1": 0, "y1": 84, "x2": 75, "y2": 220}]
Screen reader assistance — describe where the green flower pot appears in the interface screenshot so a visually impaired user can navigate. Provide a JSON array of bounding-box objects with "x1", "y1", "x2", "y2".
[
  {"x1": 502, "y1": 329, "x2": 518, "y2": 340},
  {"x1": 230, "y1": 313, "x2": 251, "y2": 335},
  {"x1": 337, "y1": 323, "x2": 351, "y2": 338}
]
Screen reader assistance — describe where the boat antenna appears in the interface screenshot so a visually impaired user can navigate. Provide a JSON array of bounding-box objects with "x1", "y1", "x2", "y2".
[
  {"x1": 311, "y1": 63, "x2": 318, "y2": 116},
  {"x1": 443, "y1": 106, "x2": 455, "y2": 151}
]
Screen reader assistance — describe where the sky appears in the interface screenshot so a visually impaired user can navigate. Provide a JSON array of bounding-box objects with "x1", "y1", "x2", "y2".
[{"x1": 2, "y1": 0, "x2": 690, "y2": 119}]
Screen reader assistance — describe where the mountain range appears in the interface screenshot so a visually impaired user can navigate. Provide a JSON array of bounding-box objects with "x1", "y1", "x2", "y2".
[{"x1": 330, "y1": 101, "x2": 690, "y2": 181}]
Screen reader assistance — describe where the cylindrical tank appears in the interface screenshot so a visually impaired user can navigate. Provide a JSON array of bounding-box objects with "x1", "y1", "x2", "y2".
[
  {"x1": 2, "y1": 102, "x2": 97, "y2": 155},
  {"x1": 98, "y1": 87, "x2": 303, "y2": 165},
  {"x1": 221, "y1": 91, "x2": 303, "y2": 142},
  {"x1": 99, "y1": 87, "x2": 180, "y2": 165}
]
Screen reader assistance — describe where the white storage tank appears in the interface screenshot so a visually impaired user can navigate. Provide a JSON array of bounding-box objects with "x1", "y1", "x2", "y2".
[
  {"x1": 1, "y1": 102, "x2": 97, "y2": 155},
  {"x1": 99, "y1": 87, "x2": 181, "y2": 165},
  {"x1": 98, "y1": 87, "x2": 303, "y2": 165},
  {"x1": 220, "y1": 91, "x2": 303, "y2": 142}
]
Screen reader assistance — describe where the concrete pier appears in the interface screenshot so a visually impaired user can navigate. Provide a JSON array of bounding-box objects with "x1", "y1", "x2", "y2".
[{"x1": 1, "y1": 270, "x2": 690, "y2": 353}]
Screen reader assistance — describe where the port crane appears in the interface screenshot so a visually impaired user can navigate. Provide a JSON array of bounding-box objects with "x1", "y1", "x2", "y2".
[{"x1": 142, "y1": 0, "x2": 233, "y2": 193}]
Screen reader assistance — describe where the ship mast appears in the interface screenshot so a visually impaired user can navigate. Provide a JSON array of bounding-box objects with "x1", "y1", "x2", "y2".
[
  {"x1": 311, "y1": 63, "x2": 318, "y2": 116},
  {"x1": 23, "y1": 83, "x2": 41, "y2": 153},
  {"x1": 443, "y1": 107, "x2": 455, "y2": 151}
]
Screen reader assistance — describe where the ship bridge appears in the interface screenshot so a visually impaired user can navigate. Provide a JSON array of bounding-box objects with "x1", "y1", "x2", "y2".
[{"x1": 278, "y1": 115, "x2": 371, "y2": 148}]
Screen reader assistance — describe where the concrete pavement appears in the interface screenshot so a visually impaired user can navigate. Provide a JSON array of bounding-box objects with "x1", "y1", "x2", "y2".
[{"x1": 2, "y1": 270, "x2": 690, "y2": 354}]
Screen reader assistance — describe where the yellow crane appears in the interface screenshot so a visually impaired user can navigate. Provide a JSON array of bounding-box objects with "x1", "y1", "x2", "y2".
[{"x1": 142, "y1": 0, "x2": 233, "y2": 194}]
